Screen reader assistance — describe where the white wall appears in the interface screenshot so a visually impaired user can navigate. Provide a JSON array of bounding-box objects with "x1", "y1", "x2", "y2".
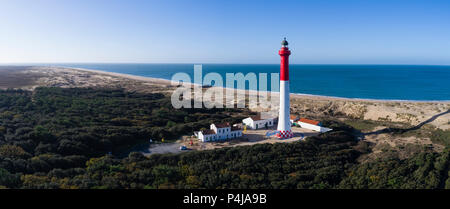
[
  {"x1": 197, "y1": 131, "x2": 204, "y2": 142},
  {"x1": 277, "y1": 80, "x2": 290, "y2": 132},
  {"x1": 243, "y1": 118, "x2": 274, "y2": 129},
  {"x1": 198, "y1": 131, "x2": 215, "y2": 142},
  {"x1": 197, "y1": 125, "x2": 243, "y2": 142},
  {"x1": 298, "y1": 122, "x2": 321, "y2": 132},
  {"x1": 242, "y1": 118, "x2": 254, "y2": 129},
  {"x1": 298, "y1": 122, "x2": 333, "y2": 133},
  {"x1": 211, "y1": 124, "x2": 231, "y2": 140},
  {"x1": 320, "y1": 127, "x2": 332, "y2": 133}
]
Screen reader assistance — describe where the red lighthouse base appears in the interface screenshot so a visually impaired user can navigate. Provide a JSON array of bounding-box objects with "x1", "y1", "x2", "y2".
[{"x1": 276, "y1": 130, "x2": 293, "y2": 139}]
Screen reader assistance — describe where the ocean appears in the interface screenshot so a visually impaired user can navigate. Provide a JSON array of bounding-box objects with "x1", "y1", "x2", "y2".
[{"x1": 41, "y1": 64, "x2": 450, "y2": 101}]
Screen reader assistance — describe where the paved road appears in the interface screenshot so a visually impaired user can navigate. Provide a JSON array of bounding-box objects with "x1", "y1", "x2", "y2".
[{"x1": 143, "y1": 143, "x2": 189, "y2": 155}]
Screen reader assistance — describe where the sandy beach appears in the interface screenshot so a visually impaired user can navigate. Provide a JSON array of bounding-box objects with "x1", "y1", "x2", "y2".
[
  {"x1": 45, "y1": 67, "x2": 450, "y2": 126},
  {"x1": 1, "y1": 66, "x2": 449, "y2": 159},
  {"x1": 2, "y1": 66, "x2": 449, "y2": 129}
]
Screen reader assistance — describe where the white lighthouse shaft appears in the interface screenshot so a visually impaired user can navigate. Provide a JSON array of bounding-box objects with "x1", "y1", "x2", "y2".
[
  {"x1": 276, "y1": 80, "x2": 293, "y2": 139},
  {"x1": 277, "y1": 80, "x2": 291, "y2": 133}
]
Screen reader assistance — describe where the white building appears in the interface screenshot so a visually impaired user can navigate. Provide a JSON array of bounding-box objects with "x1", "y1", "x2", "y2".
[
  {"x1": 211, "y1": 123, "x2": 231, "y2": 140},
  {"x1": 230, "y1": 126, "x2": 243, "y2": 139},
  {"x1": 197, "y1": 123, "x2": 243, "y2": 142},
  {"x1": 242, "y1": 115, "x2": 275, "y2": 130},
  {"x1": 197, "y1": 129, "x2": 217, "y2": 142},
  {"x1": 296, "y1": 118, "x2": 332, "y2": 133}
]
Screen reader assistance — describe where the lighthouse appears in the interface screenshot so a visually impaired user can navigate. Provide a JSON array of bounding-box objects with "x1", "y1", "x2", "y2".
[{"x1": 276, "y1": 38, "x2": 293, "y2": 139}]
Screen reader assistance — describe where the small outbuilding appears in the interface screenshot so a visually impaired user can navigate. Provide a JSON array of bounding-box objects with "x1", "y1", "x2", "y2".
[
  {"x1": 296, "y1": 118, "x2": 332, "y2": 133},
  {"x1": 242, "y1": 115, "x2": 275, "y2": 130},
  {"x1": 196, "y1": 123, "x2": 243, "y2": 142},
  {"x1": 197, "y1": 129, "x2": 217, "y2": 142}
]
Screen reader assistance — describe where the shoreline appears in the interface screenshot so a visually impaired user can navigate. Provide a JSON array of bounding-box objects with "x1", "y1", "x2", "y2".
[
  {"x1": 69, "y1": 66, "x2": 450, "y2": 104},
  {"x1": 4, "y1": 65, "x2": 450, "y2": 130}
]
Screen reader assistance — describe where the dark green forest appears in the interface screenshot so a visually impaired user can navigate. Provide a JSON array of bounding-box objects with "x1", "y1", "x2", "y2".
[{"x1": 0, "y1": 87, "x2": 448, "y2": 189}]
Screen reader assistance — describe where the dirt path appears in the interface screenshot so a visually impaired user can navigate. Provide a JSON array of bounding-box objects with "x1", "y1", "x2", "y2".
[{"x1": 140, "y1": 142, "x2": 188, "y2": 155}]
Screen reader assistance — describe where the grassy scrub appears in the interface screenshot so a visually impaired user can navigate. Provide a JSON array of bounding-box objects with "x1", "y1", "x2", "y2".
[{"x1": 0, "y1": 87, "x2": 448, "y2": 189}]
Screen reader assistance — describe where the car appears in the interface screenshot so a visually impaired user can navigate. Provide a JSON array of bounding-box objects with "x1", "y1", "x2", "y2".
[{"x1": 180, "y1": 146, "x2": 187, "y2": 150}]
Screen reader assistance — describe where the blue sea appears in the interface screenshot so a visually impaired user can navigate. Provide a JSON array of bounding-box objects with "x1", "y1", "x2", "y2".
[{"x1": 40, "y1": 64, "x2": 450, "y2": 101}]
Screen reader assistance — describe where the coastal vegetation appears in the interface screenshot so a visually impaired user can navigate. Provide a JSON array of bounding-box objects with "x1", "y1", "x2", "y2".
[
  {"x1": 343, "y1": 118, "x2": 450, "y2": 148},
  {"x1": 0, "y1": 87, "x2": 448, "y2": 189},
  {"x1": 343, "y1": 119, "x2": 387, "y2": 131}
]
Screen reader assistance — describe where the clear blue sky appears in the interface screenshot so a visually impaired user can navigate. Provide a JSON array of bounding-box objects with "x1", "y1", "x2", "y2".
[{"x1": 1, "y1": 0, "x2": 449, "y2": 64}]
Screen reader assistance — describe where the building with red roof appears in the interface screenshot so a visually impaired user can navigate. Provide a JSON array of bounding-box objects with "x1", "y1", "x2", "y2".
[
  {"x1": 295, "y1": 118, "x2": 331, "y2": 133},
  {"x1": 195, "y1": 122, "x2": 243, "y2": 142}
]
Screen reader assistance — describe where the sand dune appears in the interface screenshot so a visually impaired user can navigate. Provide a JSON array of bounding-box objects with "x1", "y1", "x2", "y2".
[
  {"x1": 2, "y1": 66, "x2": 448, "y2": 131},
  {"x1": 1, "y1": 66, "x2": 448, "y2": 159}
]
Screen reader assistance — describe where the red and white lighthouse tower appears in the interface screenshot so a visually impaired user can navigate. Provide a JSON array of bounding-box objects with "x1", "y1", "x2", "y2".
[{"x1": 276, "y1": 38, "x2": 293, "y2": 139}]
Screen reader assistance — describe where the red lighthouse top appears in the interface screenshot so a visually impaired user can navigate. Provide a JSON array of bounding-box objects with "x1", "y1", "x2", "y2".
[{"x1": 279, "y1": 38, "x2": 291, "y2": 81}]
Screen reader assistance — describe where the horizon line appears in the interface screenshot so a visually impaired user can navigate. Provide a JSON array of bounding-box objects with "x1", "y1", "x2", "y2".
[{"x1": 1, "y1": 62, "x2": 450, "y2": 66}]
